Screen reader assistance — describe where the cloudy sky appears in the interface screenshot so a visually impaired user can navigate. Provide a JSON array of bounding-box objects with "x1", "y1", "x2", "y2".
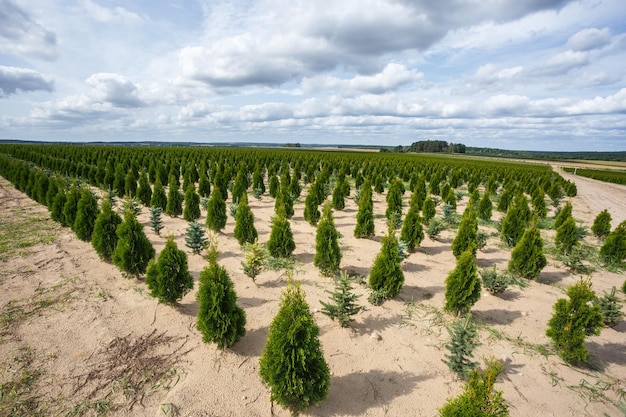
[{"x1": 1, "y1": 0, "x2": 625, "y2": 151}]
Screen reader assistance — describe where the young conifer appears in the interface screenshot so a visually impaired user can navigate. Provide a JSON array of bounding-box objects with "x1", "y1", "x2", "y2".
[
  {"x1": 314, "y1": 202, "x2": 342, "y2": 276},
  {"x1": 146, "y1": 237, "x2": 193, "y2": 304},
  {"x1": 331, "y1": 180, "x2": 346, "y2": 210},
  {"x1": 369, "y1": 226, "x2": 404, "y2": 301},
  {"x1": 74, "y1": 188, "x2": 100, "y2": 241},
  {"x1": 51, "y1": 189, "x2": 68, "y2": 226},
  {"x1": 206, "y1": 186, "x2": 227, "y2": 232},
  {"x1": 113, "y1": 210, "x2": 155, "y2": 276},
  {"x1": 304, "y1": 181, "x2": 321, "y2": 226},
  {"x1": 185, "y1": 221, "x2": 207, "y2": 254},
  {"x1": 150, "y1": 176, "x2": 167, "y2": 210},
  {"x1": 149, "y1": 206, "x2": 164, "y2": 235},
  {"x1": 92, "y1": 199, "x2": 122, "y2": 261},
  {"x1": 268, "y1": 205, "x2": 296, "y2": 258},
  {"x1": 183, "y1": 185, "x2": 201, "y2": 222},
  {"x1": 354, "y1": 180, "x2": 375, "y2": 238},
  {"x1": 532, "y1": 186, "x2": 547, "y2": 218},
  {"x1": 508, "y1": 220, "x2": 546, "y2": 280},
  {"x1": 400, "y1": 198, "x2": 424, "y2": 252},
  {"x1": 385, "y1": 178, "x2": 404, "y2": 221},
  {"x1": 320, "y1": 271, "x2": 362, "y2": 327},
  {"x1": 555, "y1": 216, "x2": 579, "y2": 255},
  {"x1": 443, "y1": 314, "x2": 480, "y2": 379},
  {"x1": 593, "y1": 287, "x2": 624, "y2": 328},
  {"x1": 591, "y1": 209, "x2": 612, "y2": 239},
  {"x1": 198, "y1": 171, "x2": 211, "y2": 198},
  {"x1": 166, "y1": 175, "x2": 183, "y2": 217},
  {"x1": 451, "y1": 205, "x2": 478, "y2": 258},
  {"x1": 268, "y1": 173, "x2": 279, "y2": 198},
  {"x1": 63, "y1": 184, "x2": 81, "y2": 230},
  {"x1": 546, "y1": 278, "x2": 603, "y2": 363},
  {"x1": 234, "y1": 194, "x2": 258, "y2": 246},
  {"x1": 196, "y1": 261, "x2": 246, "y2": 349},
  {"x1": 554, "y1": 201, "x2": 573, "y2": 230},
  {"x1": 444, "y1": 248, "x2": 481, "y2": 316},
  {"x1": 599, "y1": 220, "x2": 626, "y2": 266},
  {"x1": 242, "y1": 239, "x2": 268, "y2": 282},
  {"x1": 422, "y1": 196, "x2": 436, "y2": 224},
  {"x1": 477, "y1": 192, "x2": 493, "y2": 221},
  {"x1": 500, "y1": 201, "x2": 526, "y2": 247},
  {"x1": 259, "y1": 279, "x2": 330, "y2": 416},
  {"x1": 137, "y1": 171, "x2": 152, "y2": 206}
]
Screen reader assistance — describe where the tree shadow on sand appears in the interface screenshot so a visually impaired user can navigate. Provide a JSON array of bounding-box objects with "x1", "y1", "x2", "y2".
[
  {"x1": 472, "y1": 309, "x2": 523, "y2": 326},
  {"x1": 231, "y1": 326, "x2": 269, "y2": 357},
  {"x1": 309, "y1": 370, "x2": 432, "y2": 416},
  {"x1": 399, "y1": 285, "x2": 444, "y2": 301},
  {"x1": 586, "y1": 341, "x2": 626, "y2": 370},
  {"x1": 351, "y1": 314, "x2": 403, "y2": 336}
]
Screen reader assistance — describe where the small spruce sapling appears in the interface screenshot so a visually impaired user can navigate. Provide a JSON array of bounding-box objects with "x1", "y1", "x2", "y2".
[
  {"x1": 149, "y1": 206, "x2": 164, "y2": 235},
  {"x1": 443, "y1": 314, "x2": 481, "y2": 380},
  {"x1": 146, "y1": 237, "x2": 193, "y2": 304},
  {"x1": 591, "y1": 209, "x2": 611, "y2": 239},
  {"x1": 320, "y1": 271, "x2": 362, "y2": 327},
  {"x1": 259, "y1": 279, "x2": 330, "y2": 416},
  {"x1": 185, "y1": 221, "x2": 207, "y2": 255},
  {"x1": 593, "y1": 287, "x2": 624, "y2": 327}
]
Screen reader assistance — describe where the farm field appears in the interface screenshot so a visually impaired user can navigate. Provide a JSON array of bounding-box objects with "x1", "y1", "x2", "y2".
[{"x1": 1, "y1": 146, "x2": 626, "y2": 417}]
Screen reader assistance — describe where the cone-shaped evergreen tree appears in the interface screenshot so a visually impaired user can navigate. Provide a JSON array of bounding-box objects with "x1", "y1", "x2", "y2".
[
  {"x1": 555, "y1": 216, "x2": 579, "y2": 255},
  {"x1": 546, "y1": 278, "x2": 603, "y2": 363},
  {"x1": 234, "y1": 194, "x2": 258, "y2": 246},
  {"x1": 124, "y1": 169, "x2": 137, "y2": 198},
  {"x1": 92, "y1": 199, "x2": 122, "y2": 261},
  {"x1": 400, "y1": 199, "x2": 424, "y2": 252},
  {"x1": 422, "y1": 196, "x2": 436, "y2": 224},
  {"x1": 63, "y1": 184, "x2": 81, "y2": 231},
  {"x1": 268, "y1": 173, "x2": 279, "y2": 198},
  {"x1": 74, "y1": 188, "x2": 100, "y2": 241},
  {"x1": 183, "y1": 185, "x2": 201, "y2": 222},
  {"x1": 166, "y1": 175, "x2": 183, "y2": 217},
  {"x1": 51, "y1": 189, "x2": 68, "y2": 226},
  {"x1": 314, "y1": 202, "x2": 342, "y2": 276},
  {"x1": 268, "y1": 206, "x2": 296, "y2": 258},
  {"x1": 444, "y1": 248, "x2": 481, "y2": 316},
  {"x1": 497, "y1": 187, "x2": 513, "y2": 213},
  {"x1": 185, "y1": 221, "x2": 207, "y2": 254},
  {"x1": 242, "y1": 239, "x2": 267, "y2": 281},
  {"x1": 259, "y1": 279, "x2": 330, "y2": 416},
  {"x1": 593, "y1": 287, "x2": 624, "y2": 328},
  {"x1": 331, "y1": 180, "x2": 346, "y2": 210},
  {"x1": 196, "y1": 261, "x2": 246, "y2": 349},
  {"x1": 531, "y1": 186, "x2": 547, "y2": 218},
  {"x1": 443, "y1": 314, "x2": 480, "y2": 379},
  {"x1": 137, "y1": 171, "x2": 152, "y2": 206},
  {"x1": 554, "y1": 201, "x2": 573, "y2": 230},
  {"x1": 599, "y1": 220, "x2": 626, "y2": 265},
  {"x1": 501, "y1": 200, "x2": 526, "y2": 247},
  {"x1": 477, "y1": 192, "x2": 493, "y2": 221},
  {"x1": 354, "y1": 180, "x2": 375, "y2": 238},
  {"x1": 146, "y1": 237, "x2": 193, "y2": 304},
  {"x1": 304, "y1": 181, "x2": 321, "y2": 226},
  {"x1": 113, "y1": 210, "x2": 155, "y2": 276},
  {"x1": 252, "y1": 164, "x2": 265, "y2": 195},
  {"x1": 451, "y1": 205, "x2": 478, "y2": 258},
  {"x1": 591, "y1": 209, "x2": 611, "y2": 239},
  {"x1": 206, "y1": 186, "x2": 227, "y2": 232},
  {"x1": 150, "y1": 176, "x2": 167, "y2": 210},
  {"x1": 385, "y1": 178, "x2": 404, "y2": 221},
  {"x1": 369, "y1": 226, "x2": 404, "y2": 300},
  {"x1": 149, "y1": 206, "x2": 164, "y2": 235},
  {"x1": 508, "y1": 220, "x2": 546, "y2": 280},
  {"x1": 320, "y1": 271, "x2": 362, "y2": 327}
]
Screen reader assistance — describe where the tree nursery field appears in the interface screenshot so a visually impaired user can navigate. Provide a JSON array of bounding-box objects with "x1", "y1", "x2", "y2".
[{"x1": 0, "y1": 143, "x2": 625, "y2": 417}]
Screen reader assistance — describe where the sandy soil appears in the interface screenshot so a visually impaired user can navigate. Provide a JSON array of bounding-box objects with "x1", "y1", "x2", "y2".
[{"x1": 1, "y1": 167, "x2": 625, "y2": 417}]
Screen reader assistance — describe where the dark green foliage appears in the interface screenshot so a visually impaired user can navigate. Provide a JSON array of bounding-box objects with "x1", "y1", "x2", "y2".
[
  {"x1": 354, "y1": 180, "x2": 374, "y2": 238},
  {"x1": 149, "y1": 206, "x2": 164, "y2": 235},
  {"x1": 183, "y1": 186, "x2": 201, "y2": 222},
  {"x1": 546, "y1": 278, "x2": 603, "y2": 363},
  {"x1": 331, "y1": 180, "x2": 346, "y2": 210},
  {"x1": 508, "y1": 221, "x2": 546, "y2": 280},
  {"x1": 439, "y1": 358, "x2": 509, "y2": 417},
  {"x1": 427, "y1": 217, "x2": 446, "y2": 240},
  {"x1": 268, "y1": 173, "x2": 279, "y2": 198},
  {"x1": 124, "y1": 169, "x2": 137, "y2": 198},
  {"x1": 477, "y1": 192, "x2": 492, "y2": 221},
  {"x1": 259, "y1": 280, "x2": 330, "y2": 416},
  {"x1": 51, "y1": 189, "x2": 67, "y2": 226},
  {"x1": 150, "y1": 177, "x2": 167, "y2": 210},
  {"x1": 196, "y1": 262, "x2": 246, "y2": 349},
  {"x1": 304, "y1": 182, "x2": 321, "y2": 226},
  {"x1": 479, "y1": 266, "x2": 511, "y2": 295},
  {"x1": 320, "y1": 271, "x2": 362, "y2": 327},
  {"x1": 314, "y1": 202, "x2": 342, "y2": 276},
  {"x1": 92, "y1": 199, "x2": 122, "y2": 261},
  {"x1": 385, "y1": 178, "x2": 403, "y2": 221},
  {"x1": 234, "y1": 194, "x2": 258, "y2": 246},
  {"x1": 554, "y1": 201, "x2": 572, "y2": 230},
  {"x1": 422, "y1": 196, "x2": 436, "y2": 223},
  {"x1": 112, "y1": 210, "x2": 155, "y2": 276},
  {"x1": 496, "y1": 188, "x2": 513, "y2": 213},
  {"x1": 185, "y1": 221, "x2": 207, "y2": 254},
  {"x1": 242, "y1": 239, "x2": 267, "y2": 281},
  {"x1": 206, "y1": 187, "x2": 227, "y2": 232},
  {"x1": 369, "y1": 227, "x2": 404, "y2": 301},
  {"x1": 591, "y1": 209, "x2": 611, "y2": 239},
  {"x1": 400, "y1": 200, "x2": 424, "y2": 251},
  {"x1": 599, "y1": 220, "x2": 626, "y2": 266},
  {"x1": 268, "y1": 206, "x2": 296, "y2": 258},
  {"x1": 137, "y1": 171, "x2": 152, "y2": 206},
  {"x1": 593, "y1": 287, "x2": 624, "y2": 327},
  {"x1": 444, "y1": 249, "x2": 481, "y2": 316},
  {"x1": 623, "y1": 279, "x2": 626, "y2": 294},
  {"x1": 146, "y1": 237, "x2": 193, "y2": 304},
  {"x1": 443, "y1": 314, "x2": 480, "y2": 379},
  {"x1": 555, "y1": 217, "x2": 578, "y2": 255},
  {"x1": 74, "y1": 188, "x2": 100, "y2": 241},
  {"x1": 231, "y1": 170, "x2": 247, "y2": 203},
  {"x1": 62, "y1": 185, "x2": 81, "y2": 230},
  {"x1": 451, "y1": 206, "x2": 478, "y2": 258},
  {"x1": 500, "y1": 197, "x2": 528, "y2": 247},
  {"x1": 531, "y1": 187, "x2": 547, "y2": 218},
  {"x1": 166, "y1": 175, "x2": 183, "y2": 217},
  {"x1": 198, "y1": 171, "x2": 211, "y2": 198}
]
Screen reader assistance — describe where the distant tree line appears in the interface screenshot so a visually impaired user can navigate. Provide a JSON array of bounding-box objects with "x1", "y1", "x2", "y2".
[{"x1": 383, "y1": 140, "x2": 466, "y2": 154}]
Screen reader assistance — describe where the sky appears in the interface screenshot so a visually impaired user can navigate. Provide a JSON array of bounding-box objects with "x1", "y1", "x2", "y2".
[{"x1": 1, "y1": 0, "x2": 626, "y2": 151}]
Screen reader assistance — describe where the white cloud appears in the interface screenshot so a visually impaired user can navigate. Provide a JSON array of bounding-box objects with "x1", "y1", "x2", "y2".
[
  {"x1": 82, "y1": 0, "x2": 144, "y2": 24},
  {"x1": 567, "y1": 27, "x2": 611, "y2": 51},
  {"x1": 0, "y1": 0, "x2": 58, "y2": 60},
  {"x1": 85, "y1": 73, "x2": 145, "y2": 108},
  {"x1": 0, "y1": 65, "x2": 54, "y2": 97},
  {"x1": 531, "y1": 50, "x2": 589, "y2": 76}
]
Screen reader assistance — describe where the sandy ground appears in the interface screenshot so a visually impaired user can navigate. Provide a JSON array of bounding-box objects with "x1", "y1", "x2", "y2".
[{"x1": 1, "y1": 167, "x2": 625, "y2": 417}]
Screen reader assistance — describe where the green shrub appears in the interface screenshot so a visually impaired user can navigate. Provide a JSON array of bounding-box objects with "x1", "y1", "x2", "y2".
[
  {"x1": 553, "y1": 201, "x2": 572, "y2": 230},
  {"x1": 555, "y1": 216, "x2": 578, "y2": 255},
  {"x1": 444, "y1": 248, "x2": 481, "y2": 316},
  {"x1": 479, "y1": 266, "x2": 510, "y2": 295},
  {"x1": 422, "y1": 196, "x2": 436, "y2": 224},
  {"x1": 146, "y1": 237, "x2": 193, "y2": 304},
  {"x1": 591, "y1": 209, "x2": 611, "y2": 239},
  {"x1": 165, "y1": 175, "x2": 183, "y2": 217},
  {"x1": 137, "y1": 171, "x2": 152, "y2": 206},
  {"x1": 508, "y1": 221, "x2": 546, "y2": 280},
  {"x1": 206, "y1": 187, "x2": 227, "y2": 232},
  {"x1": 259, "y1": 280, "x2": 330, "y2": 416},
  {"x1": 400, "y1": 200, "x2": 423, "y2": 252},
  {"x1": 478, "y1": 193, "x2": 493, "y2": 221},
  {"x1": 63, "y1": 184, "x2": 81, "y2": 230},
  {"x1": 427, "y1": 217, "x2": 446, "y2": 241},
  {"x1": 74, "y1": 188, "x2": 100, "y2": 241},
  {"x1": 451, "y1": 206, "x2": 478, "y2": 258},
  {"x1": 593, "y1": 287, "x2": 624, "y2": 328},
  {"x1": 234, "y1": 194, "x2": 258, "y2": 246},
  {"x1": 443, "y1": 314, "x2": 480, "y2": 379},
  {"x1": 113, "y1": 210, "x2": 155, "y2": 276},
  {"x1": 92, "y1": 199, "x2": 122, "y2": 262},
  {"x1": 149, "y1": 206, "x2": 164, "y2": 235},
  {"x1": 546, "y1": 278, "x2": 603, "y2": 363},
  {"x1": 314, "y1": 202, "x2": 342, "y2": 276},
  {"x1": 320, "y1": 271, "x2": 362, "y2": 327},
  {"x1": 196, "y1": 261, "x2": 246, "y2": 349},
  {"x1": 268, "y1": 206, "x2": 296, "y2": 258},
  {"x1": 183, "y1": 186, "x2": 201, "y2": 222},
  {"x1": 185, "y1": 221, "x2": 207, "y2": 255},
  {"x1": 241, "y1": 239, "x2": 268, "y2": 281},
  {"x1": 369, "y1": 227, "x2": 404, "y2": 301},
  {"x1": 367, "y1": 288, "x2": 389, "y2": 306},
  {"x1": 150, "y1": 177, "x2": 167, "y2": 210},
  {"x1": 599, "y1": 220, "x2": 626, "y2": 266},
  {"x1": 354, "y1": 180, "x2": 375, "y2": 238}
]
